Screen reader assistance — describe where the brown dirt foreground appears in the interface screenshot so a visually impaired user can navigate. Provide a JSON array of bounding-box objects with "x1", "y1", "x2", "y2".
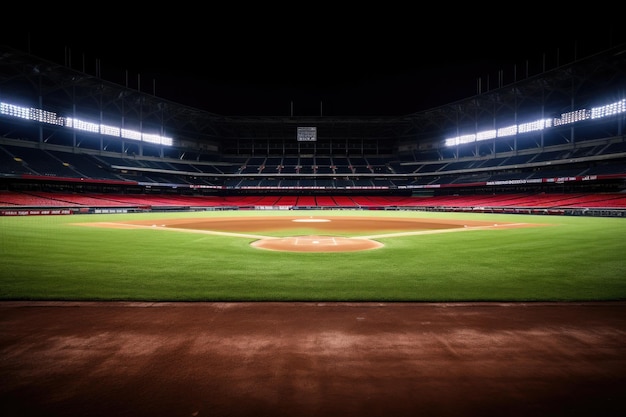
[{"x1": 2, "y1": 302, "x2": 626, "y2": 417}]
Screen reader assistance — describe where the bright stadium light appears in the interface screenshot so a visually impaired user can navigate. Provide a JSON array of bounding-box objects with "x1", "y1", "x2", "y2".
[
  {"x1": 554, "y1": 109, "x2": 589, "y2": 126},
  {"x1": 496, "y1": 125, "x2": 517, "y2": 137},
  {"x1": 1, "y1": 102, "x2": 64, "y2": 125},
  {"x1": 518, "y1": 119, "x2": 552, "y2": 133},
  {"x1": 476, "y1": 130, "x2": 497, "y2": 141},
  {"x1": 590, "y1": 99, "x2": 626, "y2": 119},
  {"x1": 0, "y1": 100, "x2": 173, "y2": 146},
  {"x1": 445, "y1": 96, "x2": 626, "y2": 147}
]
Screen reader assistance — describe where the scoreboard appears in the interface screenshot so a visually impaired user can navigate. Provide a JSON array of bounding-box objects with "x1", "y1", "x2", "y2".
[{"x1": 297, "y1": 127, "x2": 317, "y2": 142}]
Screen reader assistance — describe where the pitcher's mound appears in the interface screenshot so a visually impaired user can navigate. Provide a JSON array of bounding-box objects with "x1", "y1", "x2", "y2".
[{"x1": 251, "y1": 235, "x2": 383, "y2": 252}]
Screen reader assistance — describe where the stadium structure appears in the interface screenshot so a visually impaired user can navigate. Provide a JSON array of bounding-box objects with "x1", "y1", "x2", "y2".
[{"x1": 1, "y1": 42, "x2": 626, "y2": 216}]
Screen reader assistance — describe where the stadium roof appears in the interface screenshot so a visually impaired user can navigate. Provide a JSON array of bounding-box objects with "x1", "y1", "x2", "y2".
[{"x1": 3, "y1": 21, "x2": 625, "y2": 118}]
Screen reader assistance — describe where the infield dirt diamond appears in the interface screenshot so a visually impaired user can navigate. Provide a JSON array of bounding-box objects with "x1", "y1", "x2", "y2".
[{"x1": 80, "y1": 215, "x2": 539, "y2": 253}]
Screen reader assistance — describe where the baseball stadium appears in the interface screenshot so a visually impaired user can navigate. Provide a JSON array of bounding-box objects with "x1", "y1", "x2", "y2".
[{"x1": 1, "y1": 38, "x2": 626, "y2": 417}]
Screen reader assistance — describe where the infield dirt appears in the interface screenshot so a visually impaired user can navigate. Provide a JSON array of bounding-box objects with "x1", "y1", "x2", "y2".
[{"x1": 81, "y1": 215, "x2": 542, "y2": 252}]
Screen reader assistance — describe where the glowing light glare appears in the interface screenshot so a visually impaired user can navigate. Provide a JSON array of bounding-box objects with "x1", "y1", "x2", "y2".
[
  {"x1": 121, "y1": 129, "x2": 142, "y2": 141},
  {"x1": 0, "y1": 101, "x2": 173, "y2": 146},
  {"x1": 476, "y1": 130, "x2": 496, "y2": 141},
  {"x1": 32, "y1": 108, "x2": 64, "y2": 125},
  {"x1": 496, "y1": 125, "x2": 517, "y2": 137},
  {"x1": 0, "y1": 102, "x2": 29, "y2": 119},
  {"x1": 143, "y1": 133, "x2": 161, "y2": 144},
  {"x1": 554, "y1": 109, "x2": 588, "y2": 126},
  {"x1": 0, "y1": 102, "x2": 64, "y2": 125},
  {"x1": 445, "y1": 134, "x2": 476, "y2": 146},
  {"x1": 518, "y1": 119, "x2": 551, "y2": 133},
  {"x1": 67, "y1": 118, "x2": 100, "y2": 133},
  {"x1": 100, "y1": 124, "x2": 121, "y2": 136},
  {"x1": 590, "y1": 99, "x2": 626, "y2": 119},
  {"x1": 143, "y1": 132, "x2": 173, "y2": 146},
  {"x1": 445, "y1": 97, "x2": 626, "y2": 147}
]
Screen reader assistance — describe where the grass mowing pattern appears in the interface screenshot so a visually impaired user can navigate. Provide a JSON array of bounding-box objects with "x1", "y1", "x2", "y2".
[{"x1": 1, "y1": 210, "x2": 625, "y2": 301}]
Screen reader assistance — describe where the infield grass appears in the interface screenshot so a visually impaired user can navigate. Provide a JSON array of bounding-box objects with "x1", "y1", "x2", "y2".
[{"x1": 1, "y1": 210, "x2": 625, "y2": 301}]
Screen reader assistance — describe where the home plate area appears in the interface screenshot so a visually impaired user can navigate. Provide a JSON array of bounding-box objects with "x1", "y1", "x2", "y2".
[{"x1": 251, "y1": 235, "x2": 383, "y2": 252}]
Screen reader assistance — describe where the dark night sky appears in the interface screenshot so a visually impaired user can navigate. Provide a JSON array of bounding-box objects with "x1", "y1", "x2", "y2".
[{"x1": 3, "y1": 18, "x2": 625, "y2": 117}]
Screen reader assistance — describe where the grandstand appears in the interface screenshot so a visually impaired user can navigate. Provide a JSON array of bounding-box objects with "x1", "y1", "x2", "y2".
[{"x1": 1, "y1": 42, "x2": 625, "y2": 216}]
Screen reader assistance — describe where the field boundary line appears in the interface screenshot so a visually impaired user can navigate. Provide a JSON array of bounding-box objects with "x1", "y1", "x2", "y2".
[{"x1": 75, "y1": 222, "x2": 274, "y2": 240}]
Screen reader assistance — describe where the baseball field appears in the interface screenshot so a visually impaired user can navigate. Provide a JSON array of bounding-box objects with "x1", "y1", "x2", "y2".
[
  {"x1": 2, "y1": 209, "x2": 626, "y2": 301},
  {"x1": 1, "y1": 209, "x2": 626, "y2": 416}
]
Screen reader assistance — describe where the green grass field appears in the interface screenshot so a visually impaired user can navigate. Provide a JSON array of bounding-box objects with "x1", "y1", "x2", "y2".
[{"x1": 1, "y1": 210, "x2": 625, "y2": 302}]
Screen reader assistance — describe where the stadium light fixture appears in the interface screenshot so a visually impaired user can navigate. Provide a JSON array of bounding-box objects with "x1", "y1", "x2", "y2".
[
  {"x1": 0, "y1": 100, "x2": 173, "y2": 146},
  {"x1": 445, "y1": 98, "x2": 626, "y2": 147}
]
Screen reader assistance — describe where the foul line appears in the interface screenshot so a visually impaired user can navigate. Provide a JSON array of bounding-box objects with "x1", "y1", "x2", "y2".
[
  {"x1": 82, "y1": 222, "x2": 275, "y2": 240},
  {"x1": 358, "y1": 223, "x2": 529, "y2": 240}
]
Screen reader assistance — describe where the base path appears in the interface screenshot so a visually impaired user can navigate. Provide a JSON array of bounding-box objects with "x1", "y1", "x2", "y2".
[{"x1": 2, "y1": 301, "x2": 626, "y2": 417}]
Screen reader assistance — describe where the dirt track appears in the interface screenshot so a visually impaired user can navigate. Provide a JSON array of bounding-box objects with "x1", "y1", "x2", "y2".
[{"x1": 2, "y1": 301, "x2": 626, "y2": 417}]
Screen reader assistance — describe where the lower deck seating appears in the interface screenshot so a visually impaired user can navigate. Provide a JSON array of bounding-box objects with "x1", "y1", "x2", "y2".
[{"x1": 2, "y1": 191, "x2": 626, "y2": 210}]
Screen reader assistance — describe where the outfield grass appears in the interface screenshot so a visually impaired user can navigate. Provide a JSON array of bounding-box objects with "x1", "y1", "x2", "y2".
[{"x1": 1, "y1": 210, "x2": 625, "y2": 302}]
